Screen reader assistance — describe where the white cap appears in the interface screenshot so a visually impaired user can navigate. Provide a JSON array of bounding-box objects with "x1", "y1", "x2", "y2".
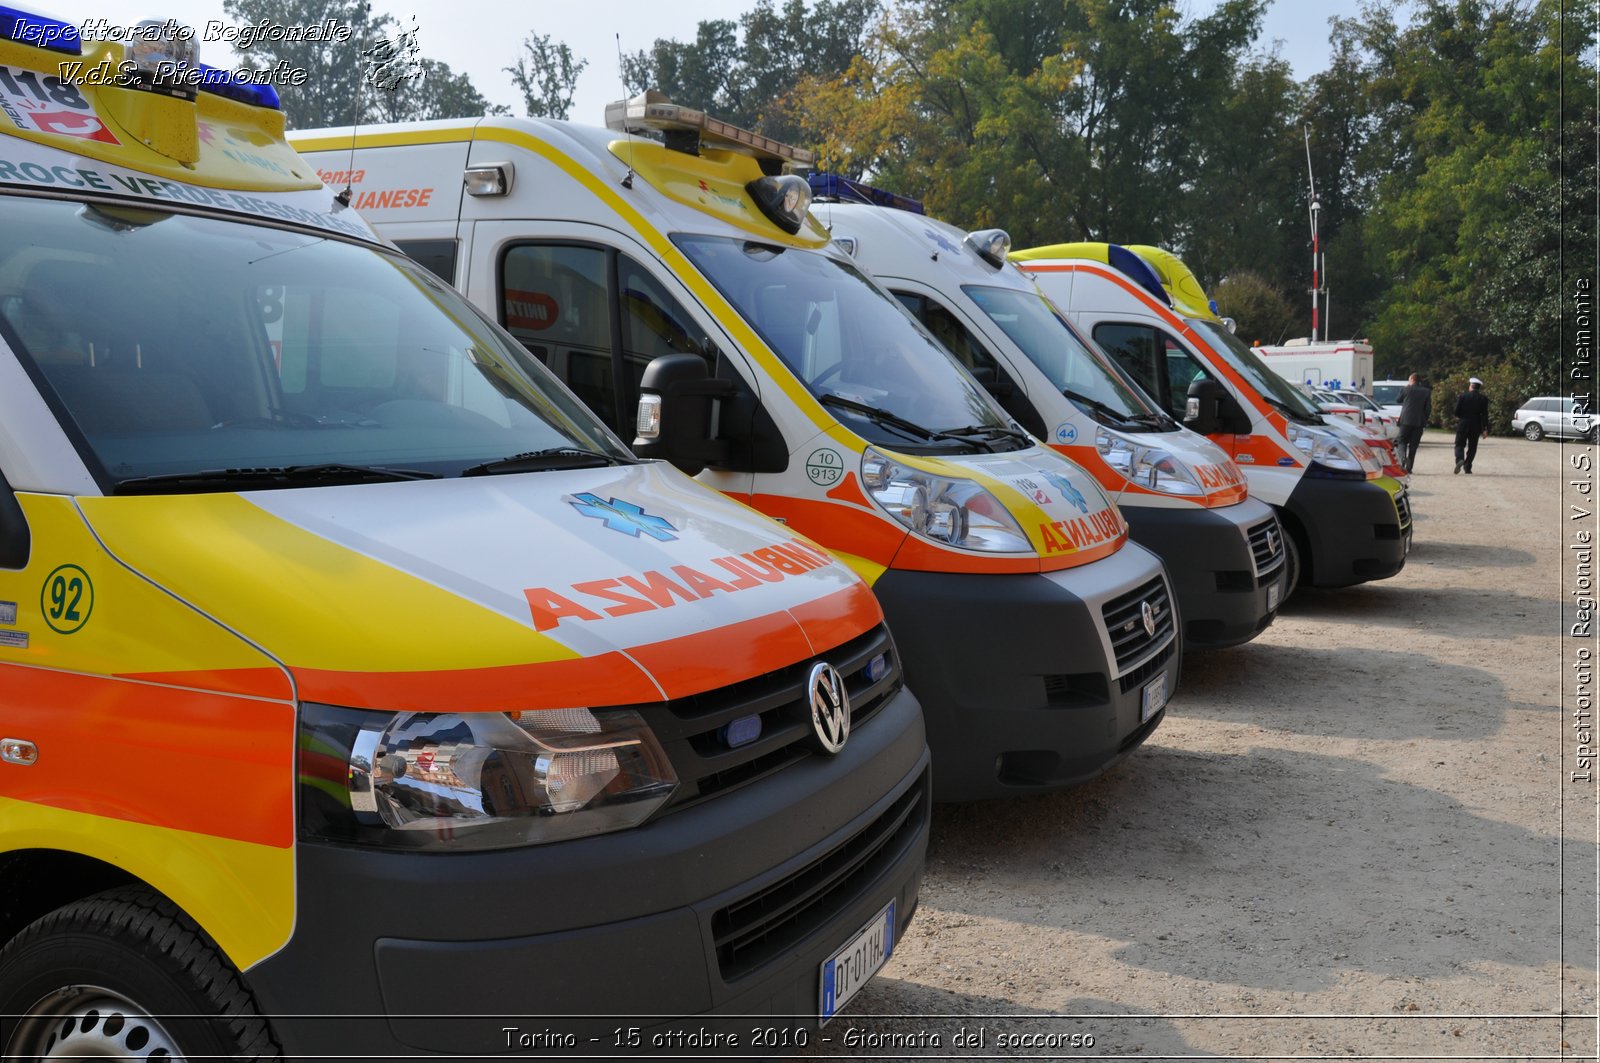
[{"x1": 1469, "y1": 376, "x2": 1483, "y2": 385}]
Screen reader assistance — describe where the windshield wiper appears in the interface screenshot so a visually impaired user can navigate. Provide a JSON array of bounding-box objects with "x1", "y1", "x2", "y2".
[
  {"x1": 114, "y1": 463, "x2": 439, "y2": 494},
  {"x1": 461, "y1": 447, "x2": 633, "y2": 476},
  {"x1": 1061, "y1": 386, "x2": 1142, "y2": 427},
  {"x1": 937, "y1": 423, "x2": 1033, "y2": 451},
  {"x1": 1127, "y1": 412, "x2": 1178, "y2": 430},
  {"x1": 818, "y1": 394, "x2": 986, "y2": 450}
]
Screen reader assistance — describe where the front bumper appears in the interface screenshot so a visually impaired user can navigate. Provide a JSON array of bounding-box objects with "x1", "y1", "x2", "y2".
[
  {"x1": 244, "y1": 686, "x2": 929, "y2": 1057},
  {"x1": 1121, "y1": 496, "x2": 1284, "y2": 649},
  {"x1": 1285, "y1": 475, "x2": 1412, "y2": 588},
  {"x1": 874, "y1": 542, "x2": 1179, "y2": 802}
]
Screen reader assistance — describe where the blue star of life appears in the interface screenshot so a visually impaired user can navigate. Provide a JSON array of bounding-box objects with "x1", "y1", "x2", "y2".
[{"x1": 568, "y1": 493, "x2": 678, "y2": 541}]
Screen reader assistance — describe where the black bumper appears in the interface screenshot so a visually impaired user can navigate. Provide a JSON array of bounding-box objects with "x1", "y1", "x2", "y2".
[
  {"x1": 1121, "y1": 497, "x2": 1283, "y2": 649},
  {"x1": 244, "y1": 687, "x2": 929, "y2": 1058},
  {"x1": 873, "y1": 546, "x2": 1179, "y2": 803},
  {"x1": 1284, "y1": 476, "x2": 1411, "y2": 588}
]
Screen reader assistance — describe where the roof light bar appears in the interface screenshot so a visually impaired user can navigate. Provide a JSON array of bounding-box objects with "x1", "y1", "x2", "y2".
[
  {"x1": 965, "y1": 228, "x2": 1011, "y2": 269},
  {"x1": 195, "y1": 63, "x2": 282, "y2": 110},
  {"x1": 806, "y1": 172, "x2": 924, "y2": 214},
  {"x1": 605, "y1": 90, "x2": 815, "y2": 167},
  {"x1": 0, "y1": 4, "x2": 81, "y2": 54},
  {"x1": 1105, "y1": 244, "x2": 1172, "y2": 307}
]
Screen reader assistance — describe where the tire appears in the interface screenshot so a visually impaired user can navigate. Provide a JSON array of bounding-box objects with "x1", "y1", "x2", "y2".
[
  {"x1": 1524, "y1": 422, "x2": 1545, "y2": 441},
  {"x1": 0, "y1": 886, "x2": 280, "y2": 1061}
]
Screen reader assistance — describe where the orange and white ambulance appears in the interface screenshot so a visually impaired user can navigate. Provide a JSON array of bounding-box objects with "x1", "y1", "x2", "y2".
[
  {"x1": 810, "y1": 186, "x2": 1285, "y2": 647},
  {"x1": 0, "y1": 18, "x2": 928, "y2": 1058},
  {"x1": 293, "y1": 93, "x2": 1180, "y2": 803},
  {"x1": 1013, "y1": 242, "x2": 1411, "y2": 594}
]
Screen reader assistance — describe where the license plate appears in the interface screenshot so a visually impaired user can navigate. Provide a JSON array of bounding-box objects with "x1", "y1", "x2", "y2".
[
  {"x1": 1141, "y1": 672, "x2": 1168, "y2": 722},
  {"x1": 1267, "y1": 582, "x2": 1281, "y2": 612},
  {"x1": 820, "y1": 900, "x2": 894, "y2": 1022}
]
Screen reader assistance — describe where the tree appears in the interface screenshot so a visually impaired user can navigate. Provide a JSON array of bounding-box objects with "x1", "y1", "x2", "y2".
[
  {"x1": 221, "y1": 0, "x2": 394, "y2": 129},
  {"x1": 370, "y1": 58, "x2": 508, "y2": 123},
  {"x1": 1212, "y1": 271, "x2": 1302, "y2": 349},
  {"x1": 507, "y1": 33, "x2": 588, "y2": 120}
]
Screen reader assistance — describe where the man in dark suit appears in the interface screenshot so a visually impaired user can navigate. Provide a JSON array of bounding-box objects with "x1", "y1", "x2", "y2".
[
  {"x1": 1453, "y1": 377, "x2": 1491, "y2": 474},
  {"x1": 1396, "y1": 373, "x2": 1431, "y2": 472}
]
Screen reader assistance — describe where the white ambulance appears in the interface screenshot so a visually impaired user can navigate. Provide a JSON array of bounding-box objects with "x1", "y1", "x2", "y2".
[
  {"x1": 1253, "y1": 337, "x2": 1375, "y2": 394},
  {"x1": 293, "y1": 93, "x2": 1180, "y2": 803},
  {"x1": 1013, "y1": 243, "x2": 1412, "y2": 593},
  {"x1": 0, "y1": 17, "x2": 928, "y2": 1058},
  {"x1": 809, "y1": 183, "x2": 1285, "y2": 647}
]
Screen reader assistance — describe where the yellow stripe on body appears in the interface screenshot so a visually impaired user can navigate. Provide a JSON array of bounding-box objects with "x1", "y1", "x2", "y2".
[{"x1": 0, "y1": 795, "x2": 293, "y2": 969}]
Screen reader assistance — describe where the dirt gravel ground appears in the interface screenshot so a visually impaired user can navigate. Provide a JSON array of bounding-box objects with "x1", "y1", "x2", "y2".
[{"x1": 801, "y1": 431, "x2": 1599, "y2": 1061}]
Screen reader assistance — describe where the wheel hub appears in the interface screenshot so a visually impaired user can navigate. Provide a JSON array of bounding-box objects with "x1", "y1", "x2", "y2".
[{"x1": 10, "y1": 986, "x2": 183, "y2": 1060}]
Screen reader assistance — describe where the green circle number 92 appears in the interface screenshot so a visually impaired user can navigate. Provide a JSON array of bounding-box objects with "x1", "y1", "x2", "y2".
[{"x1": 42, "y1": 565, "x2": 93, "y2": 635}]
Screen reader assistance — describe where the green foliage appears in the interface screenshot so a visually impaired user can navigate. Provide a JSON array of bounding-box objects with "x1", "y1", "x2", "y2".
[
  {"x1": 507, "y1": 33, "x2": 588, "y2": 120},
  {"x1": 1212, "y1": 272, "x2": 1302, "y2": 349},
  {"x1": 219, "y1": 0, "x2": 503, "y2": 127}
]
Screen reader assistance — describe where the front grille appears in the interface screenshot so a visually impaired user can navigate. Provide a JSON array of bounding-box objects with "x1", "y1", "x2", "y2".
[
  {"x1": 1247, "y1": 516, "x2": 1286, "y2": 580},
  {"x1": 1100, "y1": 575, "x2": 1176, "y2": 674},
  {"x1": 1395, "y1": 490, "x2": 1412, "y2": 528},
  {"x1": 712, "y1": 769, "x2": 928, "y2": 980},
  {"x1": 652, "y1": 625, "x2": 900, "y2": 814},
  {"x1": 1117, "y1": 638, "x2": 1175, "y2": 695}
]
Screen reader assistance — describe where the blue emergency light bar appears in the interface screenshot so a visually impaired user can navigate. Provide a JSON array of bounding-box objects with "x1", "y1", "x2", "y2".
[
  {"x1": 0, "y1": 5, "x2": 81, "y2": 54},
  {"x1": 1105, "y1": 244, "x2": 1172, "y2": 308},
  {"x1": 807, "y1": 173, "x2": 925, "y2": 214},
  {"x1": 195, "y1": 63, "x2": 282, "y2": 111}
]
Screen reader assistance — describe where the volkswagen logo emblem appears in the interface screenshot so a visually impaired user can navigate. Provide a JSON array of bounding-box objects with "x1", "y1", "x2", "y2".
[
  {"x1": 808, "y1": 662, "x2": 851, "y2": 754},
  {"x1": 1140, "y1": 600, "x2": 1157, "y2": 638}
]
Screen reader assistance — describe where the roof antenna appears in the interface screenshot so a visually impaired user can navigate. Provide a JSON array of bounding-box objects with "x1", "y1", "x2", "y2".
[
  {"x1": 335, "y1": 24, "x2": 378, "y2": 209},
  {"x1": 616, "y1": 34, "x2": 635, "y2": 189}
]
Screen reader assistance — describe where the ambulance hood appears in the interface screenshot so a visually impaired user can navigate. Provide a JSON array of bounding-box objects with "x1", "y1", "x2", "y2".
[{"x1": 78, "y1": 462, "x2": 877, "y2": 711}]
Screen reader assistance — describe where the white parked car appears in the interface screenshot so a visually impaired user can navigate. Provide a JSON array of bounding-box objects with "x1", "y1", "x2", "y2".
[
  {"x1": 1513, "y1": 396, "x2": 1595, "y2": 441},
  {"x1": 1334, "y1": 389, "x2": 1400, "y2": 440}
]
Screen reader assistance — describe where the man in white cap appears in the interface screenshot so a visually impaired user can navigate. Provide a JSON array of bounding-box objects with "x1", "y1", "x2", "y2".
[{"x1": 1453, "y1": 377, "x2": 1490, "y2": 473}]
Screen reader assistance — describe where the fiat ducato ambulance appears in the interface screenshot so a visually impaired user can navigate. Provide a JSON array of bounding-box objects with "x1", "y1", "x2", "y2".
[
  {"x1": 1012, "y1": 243, "x2": 1411, "y2": 594},
  {"x1": 0, "y1": 20, "x2": 928, "y2": 1058},
  {"x1": 810, "y1": 185, "x2": 1285, "y2": 648},
  {"x1": 293, "y1": 93, "x2": 1180, "y2": 802}
]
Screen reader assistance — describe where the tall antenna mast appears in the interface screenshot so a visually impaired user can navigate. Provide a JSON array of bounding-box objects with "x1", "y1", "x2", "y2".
[{"x1": 1303, "y1": 125, "x2": 1326, "y2": 342}]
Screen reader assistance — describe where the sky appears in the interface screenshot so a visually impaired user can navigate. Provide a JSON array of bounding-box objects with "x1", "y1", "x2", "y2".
[{"x1": 39, "y1": 0, "x2": 1366, "y2": 127}]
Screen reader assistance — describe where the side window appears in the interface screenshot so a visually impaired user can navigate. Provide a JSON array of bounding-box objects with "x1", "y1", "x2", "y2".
[
  {"x1": 896, "y1": 291, "x2": 1044, "y2": 436},
  {"x1": 618, "y1": 257, "x2": 712, "y2": 426},
  {"x1": 501, "y1": 245, "x2": 615, "y2": 427},
  {"x1": 395, "y1": 239, "x2": 459, "y2": 284},
  {"x1": 1092, "y1": 323, "x2": 1210, "y2": 420}
]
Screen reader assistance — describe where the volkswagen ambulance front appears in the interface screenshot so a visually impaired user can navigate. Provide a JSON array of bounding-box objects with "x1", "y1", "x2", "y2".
[
  {"x1": 0, "y1": 20, "x2": 927, "y2": 1059},
  {"x1": 291, "y1": 92, "x2": 1180, "y2": 803},
  {"x1": 812, "y1": 188, "x2": 1283, "y2": 648},
  {"x1": 1012, "y1": 242, "x2": 1411, "y2": 595}
]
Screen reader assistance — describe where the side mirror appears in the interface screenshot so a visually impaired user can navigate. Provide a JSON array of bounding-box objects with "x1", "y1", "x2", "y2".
[
  {"x1": 0, "y1": 468, "x2": 30, "y2": 570},
  {"x1": 633, "y1": 353, "x2": 734, "y2": 477},
  {"x1": 1184, "y1": 378, "x2": 1251, "y2": 436}
]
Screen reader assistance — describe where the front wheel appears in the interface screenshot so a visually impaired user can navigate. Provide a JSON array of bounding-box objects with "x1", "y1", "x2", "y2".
[
  {"x1": 1524, "y1": 422, "x2": 1545, "y2": 441},
  {"x1": 1279, "y1": 527, "x2": 1303, "y2": 605},
  {"x1": 0, "y1": 886, "x2": 280, "y2": 1061}
]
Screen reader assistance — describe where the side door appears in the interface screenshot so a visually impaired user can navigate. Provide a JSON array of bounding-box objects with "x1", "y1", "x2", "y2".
[{"x1": 471, "y1": 221, "x2": 769, "y2": 498}]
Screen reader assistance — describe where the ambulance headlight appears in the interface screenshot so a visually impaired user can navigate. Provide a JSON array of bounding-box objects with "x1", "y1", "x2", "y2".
[
  {"x1": 1095, "y1": 428, "x2": 1204, "y2": 496},
  {"x1": 747, "y1": 174, "x2": 812, "y2": 235},
  {"x1": 860, "y1": 447, "x2": 1029, "y2": 552},
  {"x1": 129, "y1": 19, "x2": 198, "y2": 80},
  {"x1": 299, "y1": 705, "x2": 677, "y2": 850},
  {"x1": 1287, "y1": 423, "x2": 1370, "y2": 480},
  {"x1": 965, "y1": 228, "x2": 1011, "y2": 269}
]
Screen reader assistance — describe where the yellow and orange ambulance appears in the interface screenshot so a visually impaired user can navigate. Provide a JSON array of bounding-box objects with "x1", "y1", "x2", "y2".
[
  {"x1": 809, "y1": 186, "x2": 1285, "y2": 647},
  {"x1": 294, "y1": 93, "x2": 1182, "y2": 804},
  {"x1": 1012, "y1": 242, "x2": 1411, "y2": 593},
  {"x1": 0, "y1": 16, "x2": 929, "y2": 1057}
]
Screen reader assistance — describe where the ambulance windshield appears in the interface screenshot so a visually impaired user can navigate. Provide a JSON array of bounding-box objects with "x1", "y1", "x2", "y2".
[
  {"x1": 964, "y1": 285, "x2": 1170, "y2": 429},
  {"x1": 674, "y1": 234, "x2": 1022, "y2": 452},
  {"x1": 0, "y1": 197, "x2": 629, "y2": 491},
  {"x1": 1187, "y1": 317, "x2": 1323, "y2": 422}
]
